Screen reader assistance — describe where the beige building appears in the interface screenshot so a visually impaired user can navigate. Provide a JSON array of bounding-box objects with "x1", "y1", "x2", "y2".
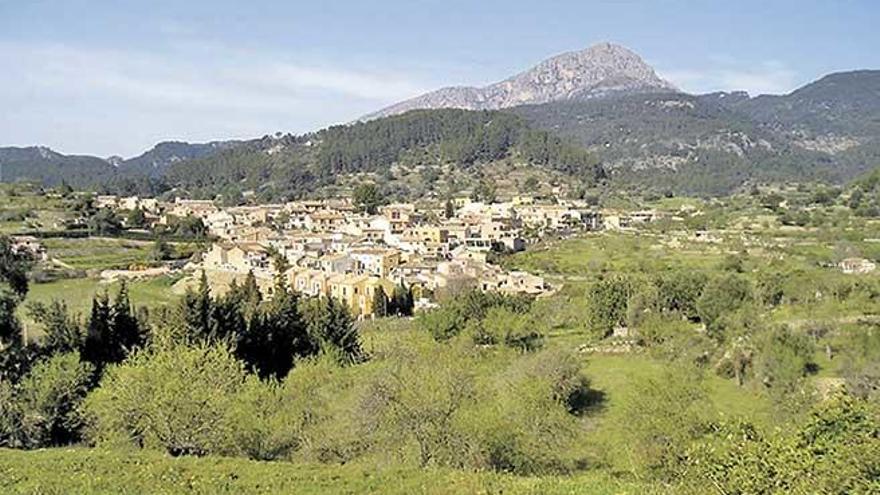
[{"x1": 349, "y1": 247, "x2": 401, "y2": 277}]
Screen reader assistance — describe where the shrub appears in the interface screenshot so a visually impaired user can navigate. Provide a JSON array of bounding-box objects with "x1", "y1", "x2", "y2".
[
  {"x1": 680, "y1": 394, "x2": 880, "y2": 494},
  {"x1": 0, "y1": 353, "x2": 94, "y2": 448},
  {"x1": 226, "y1": 376, "x2": 297, "y2": 461},
  {"x1": 84, "y1": 344, "x2": 247, "y2": 456},
  {"x1": 603, "y1": 365, "x2": 712, "y2": 478}
]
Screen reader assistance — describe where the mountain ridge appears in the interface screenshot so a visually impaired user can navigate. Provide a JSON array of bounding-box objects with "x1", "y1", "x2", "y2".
[{"x1": 362, "y1": 42, "x2": 677, "y2": 120}]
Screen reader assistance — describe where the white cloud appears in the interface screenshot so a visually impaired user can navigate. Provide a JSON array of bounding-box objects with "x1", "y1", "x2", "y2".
[
  {"x1": 0, "y1": 41, "x2": 433, "y2": 155},
  {"x1": 660, "y1": 61, "x2": 800, "y2": 96}
]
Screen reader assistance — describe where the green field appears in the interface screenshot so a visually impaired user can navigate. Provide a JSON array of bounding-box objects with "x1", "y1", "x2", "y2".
[
  {"x1": 20, "y1": 275, "x2": 183, "y2": 339},
  {"x1": 42, "y1": 237, "x2": 156, "y2": 270},
  {"x1": 0, "y1": 448, "x2": 649, "y2": 495}
]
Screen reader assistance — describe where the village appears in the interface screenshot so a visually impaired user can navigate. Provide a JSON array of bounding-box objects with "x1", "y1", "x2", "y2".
[{"x1": 85, "y1": 193, "x2": 637, "y2": 318}]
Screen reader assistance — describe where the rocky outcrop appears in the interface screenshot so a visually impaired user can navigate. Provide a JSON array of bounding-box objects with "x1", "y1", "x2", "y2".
[{"x1": 362, "y1": 42, "x2": 677, "y2": 120}]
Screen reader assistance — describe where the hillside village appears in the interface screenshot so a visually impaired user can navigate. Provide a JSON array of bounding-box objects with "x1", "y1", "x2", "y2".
[{"x1": 87, "y1": 193, "x2": 626, "y2": 318}]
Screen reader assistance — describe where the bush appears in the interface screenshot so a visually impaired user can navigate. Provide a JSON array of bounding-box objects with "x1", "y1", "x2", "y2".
[
  {"x1": 471, "y1": 306, "x2": 544, "y2": 352},
  {"x1": 0, "y1": 353, "x2": 94, "y2": 448},
  {"x1": 696, "y1": 273, "x2": 753, "y2": 337},
  {"x1": 226, "y1": 376, "x2": 297, "y2": 461},
  {"x1": 603, "y1": 365, "x2": 712, "y2": 478},
  {"x1": 680, "y1": 394, "x2": 880, "y2": 494},
  {"x1": 84, "y1": 344, "x2": 246, "y2": 456},
  {"x1": 417, "y1": 290, "x2": 532, "y2": 341}
]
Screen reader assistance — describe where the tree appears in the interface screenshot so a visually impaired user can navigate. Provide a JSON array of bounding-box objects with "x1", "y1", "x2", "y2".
[
  {"x1": 353, "y1": 183, "x2": 382, "y2": 214},
  {"x1": 475, "y1": 306, "x2": 544, "y2": 352},
  {"x1": 83, "y1": 344, "x2": 246, "y2": 456},
  {"x1": 149, "y1": 238, "x2": 173, "y2": 262},
  {"x1": 444, "y1": 198, "x2": 455, "y2": 219},
  {"x1": 81, "y1": 292, "x2": 112, "y2": 367},
  {"x1": 586, "y1": 274, "x2": 633, "y2": 337},
  {"x1": 81, "y1": 286, "x2": 146, "y2": 370},
  {"x1": 0, "y1": 235, "x2": 32, "y2": 349},
  {"x1": 371, "y1": 285, "x2": 388, "y2": 318},
  {"x1": 654, "y1": 270, "x2": 708, "y2": 319},
  {"x1": 607, "y1": 365, "x2": 712, "y2": 478},
  {"x1": 681, "y1": 393, "x2": 880, "y2": 494},
  {"x1": 110, "y1": 282, "x2": 145, "y2": 360},
  {"x1": 389, "y1": 282, "x2": 414, "y2": 317},
  {"x1": 1, "y1": 353, "x2": 94, "y2": 449},
  {"x1": 26, "y1": 300, "x2": 83, "y2": 354},
  {"x1": 125, "y1": 207, "x2": 148, "y2": 229},
  {"x1": 363, "y1": 343, "x2": 476, "y2": 467},
  {"x1": 180, "y1": 271, "x2": 213, "y2": 341},
  {"x1": 88, "y1": 208, "x2": 122, "y2": 235},
  {"x1": 471, "y1": 180, "x2": 497, "y2": 203},
  {"x1": 300, "y1": 296, "x2": 361, "y2": 362},
  {"x1": 238, "y1": 285, "x2": 309, "y2": 380},
  {"x1": 696, "y1": 274, "x2": 753, "y2": 338},
  {"x1": 754, "y1": 325, "x2": 816, "y2": 410},
  {"x1": 837, "y1": 325, "x2": 880, "y2": 401}
]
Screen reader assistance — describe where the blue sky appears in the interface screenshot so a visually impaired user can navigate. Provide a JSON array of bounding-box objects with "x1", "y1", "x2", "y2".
[{"x1": 2, "y1": 0, "x2": 878, "y2": 156}]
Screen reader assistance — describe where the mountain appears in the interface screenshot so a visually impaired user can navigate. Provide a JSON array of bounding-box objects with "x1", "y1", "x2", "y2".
[
  {"x1": 0, "y1": 140, "x2": 240, "y2": 190},
  {"x1": 116, "y1": 140, "x2": 240, "y2": 177},
  {"x1": 510, "y1": 70, "x2": 880, "y2": 194},
  {"x1": 163, "y1": 109, "x2": 604, "y2": 201},
  {"x1": 362, "y1": 42, "x2": 677, "y2": 120},
  {"x1": 509, "y1": 92, "x2": 837, "y2": 194},
  {"x1": 3, "y1": 46, "x2": 879, "y2": 198},
  {"x1": 0, "y1": 146, "x2": 116, "y2": 187},
  {"x1": 728, "y1": 70, "x2": 880, "y2": 137}
]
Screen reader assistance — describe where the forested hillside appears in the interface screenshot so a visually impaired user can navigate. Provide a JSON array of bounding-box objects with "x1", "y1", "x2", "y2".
[
  {"x1": 0, "y1": 147, "x2": 116, "y2": 188},
  {"x1": 164, "y1": 109, "x2": 604, "y2": 200},
  {"x1": 3, "y1": 71, "x2": 879, "y2": 198},
  {"x1": 511, "y1": 90, "x2": 875, "y2": 194}
]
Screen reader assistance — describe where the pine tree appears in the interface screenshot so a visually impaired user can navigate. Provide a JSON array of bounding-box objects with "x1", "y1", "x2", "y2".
[
  {"x1": 322, "y1": 297, "x2": 361, "y2": 361},
  {"x1": 372, "y1": 286, "x2": 388, "y2": 318},
  {"x1": 390, "y1": 282, "x2": 414, "y2": 316},
  {"x1": 82, "y1": 292, "x2": 112, "y2": 368},
  {"x1": 180, "y1": 271, "x2": 213, "y2": 341},
  {"x1": 111, "y1": 281, "x2": 144, "y2": 360},
  {"x1": 444, "y1": 198, "x2": 455, "y2": 219}
]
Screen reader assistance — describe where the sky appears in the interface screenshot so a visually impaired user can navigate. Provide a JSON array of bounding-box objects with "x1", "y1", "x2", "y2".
[{"x1": 1, "y1": 0, "x2": 879, "y2": 157}]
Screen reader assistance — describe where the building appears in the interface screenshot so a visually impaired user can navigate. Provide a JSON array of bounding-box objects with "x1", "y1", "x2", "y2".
[
  {"x1": 349, "y1": 247, "x2": 401, "y2": 277},
  {"x1": 840, "y1": 258, "x2": 877, "y2": 274}
]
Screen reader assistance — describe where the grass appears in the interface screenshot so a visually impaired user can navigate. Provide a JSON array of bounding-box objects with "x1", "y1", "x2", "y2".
[
  {"x1": 0, "y1": 448, "x2": 652, "y2": 495},
  {"x1": 20, "y1": 275, "x2": 183, "y2": 340},
  {"x1": 42, "y1": 237, "x2": 155, "y2": 270},
  {"x1": 506, "y1": 232, "x2": 725, "y2": 278},
  {"x1": 584, "y1": 353, "x2": 775, "y2": 426}
]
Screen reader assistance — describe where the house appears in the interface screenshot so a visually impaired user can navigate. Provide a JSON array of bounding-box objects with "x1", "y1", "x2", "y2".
[
  {"x1": 119, "y1": 196, "x2": 141, "y2": 211},
  {"x1": 501, "y1": 271, "x2": 546, "y2": 295},
  {"x1": 169, "y1": 199, "x2": 218, "y2": 218},
  {"x1": 603, "y1": 214, "x2": 632, "y2": 231},
  {"x1": 11, "y1": 236, "x2": 48, "y2": 261},
  {"x1": 319, "y1": 253, "x2": 358, "y2": 274},
  {"x1": 205, "y1": 211, "x2": 236, "y2": 239},
  {"x1": 328, "y1": 274, "x2": 392, "y2": 318},
  {"x1": 290, "y1": 268, "x2": 332, "y2": 297},
  {"x1": 203, "y1": 242, "x2": 272, "y2": 274},
  {"x1": 404, "y1": 225, "x2": 449, "y2": 244},
  {"x1": 95, "y1": 195, "x2": 119, "y2": 209},
  {"x1": 349, "y1": 247, "x2": 401, "y2": 277},
  {"x1": 840, "y1": 258, "x2": 877, "y2": 274},
  {"x1": 304, "y1": 210, "x2": 345, "y2": 232},
  {"x1": 380, "y1": 204, "x2": 417, "y2": 233}
]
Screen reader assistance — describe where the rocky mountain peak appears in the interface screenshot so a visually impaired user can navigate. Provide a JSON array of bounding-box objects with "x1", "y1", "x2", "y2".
[{"x1": 362, "y1": 42, "x2": 677, "y2": 120}]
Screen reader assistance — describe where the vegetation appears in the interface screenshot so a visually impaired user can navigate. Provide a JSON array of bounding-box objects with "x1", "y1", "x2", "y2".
[
  {"x1": 2, "y1": 180, "x2": 880, "y2": 492},
  {"x1": 162, "y1": 109, "x2": 604, "y2": 201}
]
